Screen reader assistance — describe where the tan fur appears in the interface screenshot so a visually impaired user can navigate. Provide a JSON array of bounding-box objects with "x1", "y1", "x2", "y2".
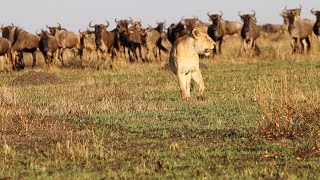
[{"x1": 169, "y1": 29, "x2": 215, "y2": 100}]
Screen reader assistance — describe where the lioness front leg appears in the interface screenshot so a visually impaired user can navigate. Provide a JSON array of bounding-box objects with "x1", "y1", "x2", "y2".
[
  {"x1": 191, "y1": 70, "x2": 205, "y2": 97},
  {"x1": 186, "y1": 72, "x2": 192, "y2": 98},
  {"x1": 177, "y1": 72, "x2": 189, "y2": 100}
]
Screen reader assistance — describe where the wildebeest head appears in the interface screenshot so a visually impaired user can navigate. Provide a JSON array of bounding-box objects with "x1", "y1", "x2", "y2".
[
  {"x1": 89, "y1": 20, "x2": 109, "y2": 48},
  {"x1": 115, "y1": 18, "x2": 130, "y2": 33},
  {"x1": 281, "y1": 7, "x2": 302, "y2": 34},
  {"x1": 37, "y1": 30, "x2": 51, "y2": 52},
  {"x1": 311, "y1": 8, "x2": 320, "y2": 22},
  {"x1": 46, "y1": 23, "x2": 67, "y2": 36},
  {"x1": 239, "y1": 11, "x2": 257, "y2": 32},
  {"x1": 1, "y1": 24, "x2": 16, "y2": 43},
  {"x1": 128, "y1": 18, "x2": 142, "y2": 28},
  {"x1": 155, "y1": 21, "x2": 166, "y2": 34},
  {"x1": 182, "y1": 17, "x2": 202, "y2": 33},
  {"x1": 207, "y1": 11, "x2": 223, "y2": 25}
]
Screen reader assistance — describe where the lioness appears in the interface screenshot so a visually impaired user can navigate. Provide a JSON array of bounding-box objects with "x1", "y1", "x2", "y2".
[{"x1": 169, "y1": 28, "x2": 215, "y2": 100}]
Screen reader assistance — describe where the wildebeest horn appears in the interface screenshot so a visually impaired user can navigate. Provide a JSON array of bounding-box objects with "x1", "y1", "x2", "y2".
[
  {"x1": 298, "y1": 4, "x2": 302, "y2": 10},
  {"x1": 36, "y1": 29, "x2": 40, "y2": 36},
  {"x1": 311, "y1": 8, "x2": 316, "y2": 15},
  {"x1": 57, "y1": 22, "x2": 61, "y2": 29},
  {"x1": 238, "y1": 11, "x2": 242, "y2": 17},
  {"x1": 78, "y1": 28, "x2": 82, "y2": 34},
  {"x1": 89, "y1": 21, "x2": 95, "y2": 28},
  {"x1": 0, "y1": 24, "x2": 3, "y2": 30},
  {"x1": 105, "y1": 20, "x2": 110, "y2": 28},
  {"x1": 252, "y1": 10, "x2": 256, "y2": 16},
  {"x1": 11, "y1": 23, "x2": 15, "y2": 28},
  {"x1": 220, "y1": 11, "x2": 223, "y2": 16},
  {"x1": 115, "y1": 18, "x2": 119, "y2": 23}
]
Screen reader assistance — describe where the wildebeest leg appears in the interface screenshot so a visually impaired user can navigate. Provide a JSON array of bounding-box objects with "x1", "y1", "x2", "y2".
[
  {"x1": 31, "y1": 51, "x2": 37, "y2": 68},
  {"x1": 18, "y1": 51, "x2": 25, "y2": 69},
  {"x1": 218, "y1": 40, "x2": 223, "y2": 54},
  {"x1": 127, "y1": 46, "x2": 134, "y2": 63},
  {"x1": 213, "y1": 43, "x2": 217, "y2": 54},
  {"x1": 138, "y1": 45, "x2": 145, "y2": 63},
  {"x1": 242, "y1": 40, "x2": 247, "y2": 56},
  {"x1": 158, "y1": 47, "x2": 162, "y2": 62},
  {"x1": 306, "y1": 37, "x2": 311, "y2": 53},
  {"x1": 59, "y1": 48, "x2": 65, "y2": 65},
  {"x1": 191, "y1": 70, "x2": 205, "y2": 97},
  {"x1": 43, "y1": 52, "x2": 49, "y2": 64},
  {"x1": 249, "y1": 39, "x2": 255, "y2": 57},
  {"x1": 177, "y1": 72, "x2": 188, "y2": 100},
  {"x1": 291, "y1": 38, "x2": 297, "y2": 53}
]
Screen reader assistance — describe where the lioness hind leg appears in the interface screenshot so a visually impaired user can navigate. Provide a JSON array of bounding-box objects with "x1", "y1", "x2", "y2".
[
  {"x1": 177, "y1": 73, "x2": 189, "y2": 100},
  {"x1": 191, "y1": 70, "x2": 205, "y2": 96}
]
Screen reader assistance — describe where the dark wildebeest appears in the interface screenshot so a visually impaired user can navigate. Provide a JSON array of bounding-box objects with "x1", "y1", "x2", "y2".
[
  {"x1": 37, "y1": 30, "x2": 59, "y2": 64},
  {"x1": 1, "y1": 24, "x2": 39, "y2": 70},
  {"x1": 167, "y1": 17, "x2": 206, "y2": 45},
  {"x1": 88, "y1": 20, "x2": 120, "y2": 61},
  {"x1": 281, "y1": 6, "x2": 313, "y2": 53},
  {"x1": 78, "y1": 29, "x2": 96, "y2": 62},
  {"x1": 117, "y1": 18, "x2": 147, "y2": 62},
  {"x1": 311, "y1": 8, "x2": 320, "y2": 44},
  {"x1": 115, "y1": 18, "x2": 131, "y2": 59},
  {"x1": 238, "y1": 11, "x2": 260, "y2": 56},
  {"x1": 207, "y1": 11, "x2": 243, "y2": 54},
  {"x1": 46, "y1": 23, "x2": 80, "y2": 64}
]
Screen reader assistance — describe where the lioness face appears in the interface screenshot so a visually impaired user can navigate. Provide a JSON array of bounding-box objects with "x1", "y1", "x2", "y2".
[{"x1": 192, "y1": 29, "x2": 215, "y2": 56}]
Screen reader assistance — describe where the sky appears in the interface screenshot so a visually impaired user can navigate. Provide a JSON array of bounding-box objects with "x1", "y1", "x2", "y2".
[{"x1": 0, "y1": 0, "x2": 319, "y2": 33}]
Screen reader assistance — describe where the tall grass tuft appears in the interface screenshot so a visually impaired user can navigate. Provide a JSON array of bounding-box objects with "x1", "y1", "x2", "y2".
[{"x1": 255, "y1": 71, "x2": 320, "y2": 143}]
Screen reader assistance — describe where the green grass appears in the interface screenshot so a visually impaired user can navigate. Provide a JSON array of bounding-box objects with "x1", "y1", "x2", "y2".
[{"x1": 0, "y1": 57, "x2": 320, "y2": 179}]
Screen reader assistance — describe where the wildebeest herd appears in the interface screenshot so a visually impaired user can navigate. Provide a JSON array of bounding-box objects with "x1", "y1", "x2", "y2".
[{"x1": 0, "y1": 5, "x2": 319, "y2": 71}]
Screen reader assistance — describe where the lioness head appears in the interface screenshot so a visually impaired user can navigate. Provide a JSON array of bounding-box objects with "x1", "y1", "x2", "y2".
[{"x1": 192, "y1": 28, "x2": 215, "y2": 56}]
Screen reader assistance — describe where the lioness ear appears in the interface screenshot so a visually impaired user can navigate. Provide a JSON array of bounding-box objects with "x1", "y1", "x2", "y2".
[{"x1": 192, "y1": 28, "x2": 200, "y2": 38}]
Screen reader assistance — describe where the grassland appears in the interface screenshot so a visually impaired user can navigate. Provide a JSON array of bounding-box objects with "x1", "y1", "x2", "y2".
[{"x1": 1, "y1": 34, "x2": 320, "y2": 179}]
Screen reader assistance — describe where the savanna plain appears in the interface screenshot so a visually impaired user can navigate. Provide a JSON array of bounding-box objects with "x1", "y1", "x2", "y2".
[{"x1": 1, "y1": 34, "x2": 320, "y2": 179}]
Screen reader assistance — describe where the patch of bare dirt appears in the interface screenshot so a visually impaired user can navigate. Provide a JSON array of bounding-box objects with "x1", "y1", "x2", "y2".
[{"x1": 11, "y1": 71, "x2": 62, "y2": 85}]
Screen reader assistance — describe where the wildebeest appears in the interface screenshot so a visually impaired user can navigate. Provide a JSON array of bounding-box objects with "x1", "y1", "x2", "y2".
[
  {"x1": 117, "y1": 18, "x2": 147, "y2": 62},
  {"x1": 167, "y1": 17, "x2": 207, "y2": 45},
  {"x1": 78, "y1": 29, "x2": 96, "y2": 63},
  {"x1": 0, "y1": 26, "x2": 12, "y2": 70},
  {"x1": 311, "y1": 8, "x2": 320, "y2": 43},
  {"x1": 239, "y1": 11, "x2": 260, "y2": 56},
  {"x1": 281, "y1": 6, "x2": 313, "y2": 53},
  {"x1": 1, "y1": 24, "x2": 39, "y2": 70},
  {"x1": 89, "y1": 20, "x2": 120, "y2": 61},
  {"x1": 144, "y1": 21, "x2": 171, "y2": 62},
  {"x1": 47, "y1": 23, "x2": 80, "y2": 64},
  {"x1": 259, "y1": 23, "x2": 287, "y2": 34},
  {"x1": 207, "y1": 11, "x2": 243, "y2": 54},
  {"x1": 37, "y1": 30, "x2": 59, "y2": 64}
]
